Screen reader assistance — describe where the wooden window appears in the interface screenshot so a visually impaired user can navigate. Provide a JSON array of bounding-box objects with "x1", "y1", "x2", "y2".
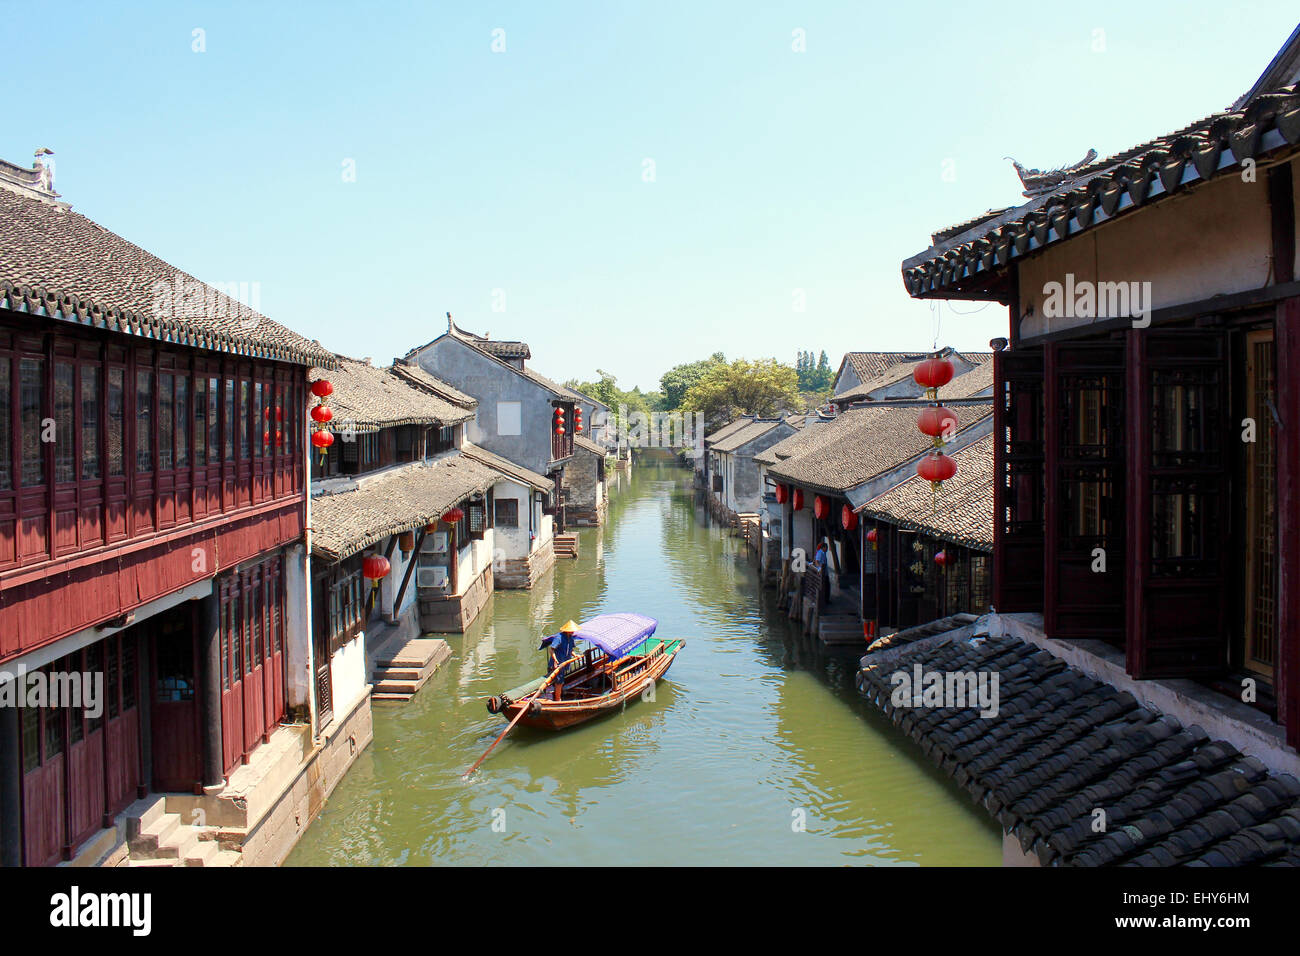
[
  {"x1": 158, "y1": 371, "x2": 174, "y2": 470},
  {"x1": 20, "y1": 357, "x2": 44, "y2": 487},
  {"x1": 467, "y1": 501, "x2": 487, "y2": 539},
  {"x1": 208, "y1": 376, "x2": 220, "y2": 462},
  {"x1": 193, "y1": 376, "x2": 206, "y2": 466},
  {"x1": 175, "y1": 374, "x2": 188, "y2": 469},
  {"x1": 239, "y1": 379, "x2": 250, "y2": 459},
  {"x1": 220, "y1": 600, "x2": 230, "y2": 691},
  {"x1": 54, "y1": 362, "x2": 74, "y2": 483},
  {"x1": 20, "y1": 705, "x2": 39, "y2": 772},
  {"x1": 107, "y1": 367, "x2": 124, "y2": 477},
  {"x1": 0, "y1": 356, "x2": 10, "y2": 491},
  {"x1": 224, "y1": 377, "x2": 235, "y2": 460},
  {"x1": 494, "y1": 498, "x2": 519, "y2": 528},
  {"x1": 85, "y1": 643, "x2": 103, "y2": 732},
  {"x1": 324, "y1": 555, "x2": 365, "y2": 653},
  {"x1": 80, "y1": 365, "x2": 100, "y2": 480},
  {"x1": 107, "y1": 637, "x2": 121, "y2": 718},
  {"x1": 255, "y1": 382, "x2": 265, "y2": 458},
  {"x1": 135, "y1": 368, "x2": 153, "y2": 473}
]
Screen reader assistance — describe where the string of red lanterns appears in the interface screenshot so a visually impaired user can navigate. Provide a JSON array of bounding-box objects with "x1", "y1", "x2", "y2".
[
  {"x1": 362, "y1": 553, "x2": 391, "y2": 589},
  {"x1": 913, "y1": 352, "x2": 958, "y2": 499},
  {"x1": 310, "y1": 378, "x2": 335, "y2": 464}
]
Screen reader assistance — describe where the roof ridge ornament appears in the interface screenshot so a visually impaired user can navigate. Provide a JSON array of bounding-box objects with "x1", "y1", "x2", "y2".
[{"x1": 1005, "y1": 149, "x2": 1099, "y2": 198}]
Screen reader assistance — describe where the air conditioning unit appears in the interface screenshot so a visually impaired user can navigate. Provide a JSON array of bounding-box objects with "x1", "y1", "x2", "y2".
[
  {"x1": 420, "y1": 532, "x2": 448, "y2": 554},
  {"x1": 417, "y1": 566, "x2": 448, "y2": 589}
]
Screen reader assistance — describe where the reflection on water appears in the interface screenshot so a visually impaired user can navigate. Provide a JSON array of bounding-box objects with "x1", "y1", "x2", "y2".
[{"x1": 286, "y1": 456, "x2": 1000, "y2": 866}]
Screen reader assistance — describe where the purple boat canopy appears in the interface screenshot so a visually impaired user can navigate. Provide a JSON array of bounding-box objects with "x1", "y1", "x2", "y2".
[{"x1": 551, "y1": 613, "x2": 658, "y2": 659}]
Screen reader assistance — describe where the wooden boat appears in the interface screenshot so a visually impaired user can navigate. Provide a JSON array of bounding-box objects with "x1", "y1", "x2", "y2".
[{"x1": 485, "y1": 613, "x2": 685, "y2": 731}]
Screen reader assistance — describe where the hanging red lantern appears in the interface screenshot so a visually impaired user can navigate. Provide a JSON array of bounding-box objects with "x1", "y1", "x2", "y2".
[
  {"x1": 917, "y1": 452, "x2": 957, "y2": 485},
  {"x1": 575, "y1": 423, "x2": 584, "y2": 433},
  {"x1": 775, "y1": 484, "x2": 789, "y2": 504},
  {"x1": 913, "y1": 357, "x2": 955, "y2": 390},
  {"x1": 555, "y1": 425, "x2": 566, "y2": 435},
  {"x1": 934, "y1": 550, "x2": 949, "y2": 567},
  {"x1": 917, "y1": 404, "x2": 957, "y2": 439},
  {"x1": 262, "y1": 429, "x2": 271, "y2": 445},
  {"x1": 311, "y1": 429, "x2": 334, "y2": 451},
  {"x1": 310, "y1": 380, "x2": 334, "y2": 399},
  {"x1": 792, "y1": 488, "x2": 804, "y2": 511},
  {"x1": 275, "y1": 430, "x2": 283, "y2": 446},
  {"x1": 554, "y1": 407, "x2": 565, "y2": 419},
  {"x1": 814, "y1": 495, "x2": 829, "y2": 520},
  {"x1": 866, "y1": 527, "x2": 878, "y2": 544},
  {"x1": 441, "y1": 507, "x2": 464, "y2": 524},
  {"x1": 841, "y1": 504, "x2": 858, "y2": 531},
  {"x1": 311, "y1": 404, "x2": 333, "y2": 424},
  {"x1": 362, "y1": 554, "x2": 391, "y2": 588}
]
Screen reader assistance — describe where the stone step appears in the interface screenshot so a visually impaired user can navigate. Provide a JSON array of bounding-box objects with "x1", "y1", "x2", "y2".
[
  {"x1": 372, "y1": 692, "x2": 415, "y2": 702},
  {"x1": 124, "y1": 795, "x2": 169, "y2": 841},
  {"x1": 183, "y1": 840, "x2": 219, "y2": 867},
  {"x1": 376, "y1": 667, "x2": 423, "y2": 681},
  {"x1": 373, "y1": 679, "x2": 423, "y2": 695}
]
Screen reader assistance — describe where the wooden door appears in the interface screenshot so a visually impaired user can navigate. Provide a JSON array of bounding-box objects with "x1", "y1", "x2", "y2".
[
  {"x1": 312, "y1": 574, "x2": 334, "y2": 729},
  {"x1": 993, "y1": 347, "x2": 1045, "y2": 612},
  {"x1": 219, "y1": 582, "x2": 244, "y2": 775},
  {"x1": 151, "y1": 612, "x2": 201, "y2": 792},
  {"x1": 66, "y1": 647, "x2": 105, "y2": 851},
  {"x1": 20, "y1": 692, "x2": 65, "y2": 866},
  {"x1": 104, "y1": 634, "x2": 142, "y2": 815},
  {"x1": 1125, "y1": 329, "x2": 1229, "y2": 678},
  {"x1": 243, "y1": 567, "x2": 267, "y2": 750},
  {"x1": 1242, "y1": 329, "x2": 1278, "y2": 679},
  {"x1": 1045, "y1": 341, "x2": 1126, "y2": 643}
]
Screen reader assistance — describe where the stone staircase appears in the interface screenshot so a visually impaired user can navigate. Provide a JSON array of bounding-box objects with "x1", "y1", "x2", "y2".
[
  {"x1": 371, "y1": 636, "x2": 452, "y2": 702},
  {"x1": 122, "y1": 796, "x2": 242, "y2": 867},
  {"x1": 554, "y1": 532, "x2": 579, "y2": 559}
]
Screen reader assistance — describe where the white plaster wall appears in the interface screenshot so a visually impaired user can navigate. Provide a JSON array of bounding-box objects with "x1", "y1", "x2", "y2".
[
  {"x1": 534, "y1": 511, "x2": 554, "y2": 553},
  {"x1": 455, "y1": 530, "x2": 496, "y2": 594},
  {"x1": 284, "y1": 542, "x2": 311, "y2": 711},
  {"x1": 1018, "y1": 172, "x2": 1272, "y2": 338},
  {"x1": 329, "y1": 632, "x2": 368, "y2": 720},
  {"x1": 492, "y1": 479, "x2": 532, "y2": 559}
]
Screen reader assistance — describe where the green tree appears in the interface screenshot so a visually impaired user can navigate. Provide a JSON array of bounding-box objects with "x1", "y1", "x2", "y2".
[
  {"x1": 660, "y1": 352, "x2": 725, "y2": 410},
  {"x1": 682, "y1": 358, "x2": 801, "y2": 430}
]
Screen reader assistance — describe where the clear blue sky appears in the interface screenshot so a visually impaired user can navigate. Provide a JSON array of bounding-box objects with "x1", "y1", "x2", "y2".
[{"x1": 6, "y1": 2, "x2": 1296, "y2": 390}]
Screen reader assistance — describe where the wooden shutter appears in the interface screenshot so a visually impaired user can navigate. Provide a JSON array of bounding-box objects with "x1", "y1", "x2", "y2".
[
  {"x1": 993, "y1": 347, "x2": 1046, "y2": 612},
  {"x1": 1276, "y1": 298, "x2": 1300, "y2": 747},
  {"x1": 1045, "y1": 341, "x2": 1126, "y2": 642},
  {"x1": 1125, "y1": 329, "x2": 1229, "y2": 678}
]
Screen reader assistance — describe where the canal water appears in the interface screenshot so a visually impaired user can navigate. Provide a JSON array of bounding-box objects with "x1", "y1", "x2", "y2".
[{"x1": 286, "y1": 456, "x2": 1000, "y2": 866}]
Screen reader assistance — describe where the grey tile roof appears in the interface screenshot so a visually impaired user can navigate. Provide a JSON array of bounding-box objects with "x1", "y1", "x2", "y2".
[
  {"x1": 753, "y1": 414, "x2": 836, "y2": 465},
  {"x1": 860, "y1": 434, "x2": 994, "y2": 550},
  {"x1": 310, "y1": 454, "x2": 498, "y2": 561},
  {"x1": 857, "y1": 632, "x2": 1300, "y2": 866},
  {"x1": 572, "y1": 434, "x2": 607, "y2": 456},
  {"x1": 308, "y1": 356, "x2": 474, "y2": 430},
  {"x1": 837, "y1": 351, "x2": 994, "y2": 404},
  {"x1": 705, "y1": 417, "x2": 753, "y2": 444},
  {"x1": 390, "y1": 360, "x2": 478, "y2": 409},
  {"x1": 460, "y1": 442, "x2": 553, "y2": 492},
  {"x1": 902, "y1": 82, "x2": 1300, "y2": 298},
  {"x1": 710, "y1": 418, "x2": 785, "y2": 454},
  {"x1": 0, "y1": 185, "x2": 334, "y2": 367},
  {"x1": 841, "y1": 351, "x2": 928, "y2": 384}
]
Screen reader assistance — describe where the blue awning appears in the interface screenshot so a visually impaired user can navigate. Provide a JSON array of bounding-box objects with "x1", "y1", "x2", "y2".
[{"x1": 549, "y1": 613, "x2": 658, "y2": 659}]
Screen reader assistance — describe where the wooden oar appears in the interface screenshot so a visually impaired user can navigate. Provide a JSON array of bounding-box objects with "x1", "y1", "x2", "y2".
[{"x1": 462, "y1": 655, "x2": 575, "y2": 779}]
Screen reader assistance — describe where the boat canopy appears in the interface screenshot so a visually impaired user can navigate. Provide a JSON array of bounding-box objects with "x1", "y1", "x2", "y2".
[{"x1": 553, "y1": 613, "x2": 658, "y2": 659}]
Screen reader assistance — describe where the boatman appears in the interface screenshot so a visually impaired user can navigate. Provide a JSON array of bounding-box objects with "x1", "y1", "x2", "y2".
[{"x1": 539, "y1": 620, "x2": 580, "y2": 690}]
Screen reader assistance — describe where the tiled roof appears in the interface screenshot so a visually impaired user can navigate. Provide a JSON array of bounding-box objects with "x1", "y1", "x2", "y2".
[
  {"x1": 837, "y1": 350, "x2": 994, "y2": 405},
  {"x1": 572, "y1": 434, "x2": 607, "y2": 456},
  {"x1": 710, "y1": 418, "x2": 786, "y2": 454},
  {"x1": 705, "y1": 417, "x2": 753, "y2": 444},
  {"x1": 460, "y1": 442, "x2": 553, "y2": 492},
  {"x1": 0, "y1": 185, "x2": 334, "y2": 367},
  {"x1": 856, "y1": 631, "x2": 1300, "y2": 866},
  {"x1": 308, "y1": 356, "x2": 474, "y2": 430},
  {"x1": 754, "y1": 415, "x2": 835, "y2": 465},
  {"x1": 310, "y1": 454, "x2": 498, "y2": 561},
  {"x1": 767, "y1": 402, "x2": 991, "y2": 494},
  {"x1": 841, "y1": 351, "x2": 929, "y2": 385},
  {"x1": 860, "y1": 434, "x2": 994, "y2": 550},
  {"x1": 390, "y1": 360, "x2": 477, "y2": 409},
  {"x1": 902, "y1": 82, "x2": 1300, "y2": 299},
  {"x1": 448, "y1": 317, "x2": 530, "y2": 360}
]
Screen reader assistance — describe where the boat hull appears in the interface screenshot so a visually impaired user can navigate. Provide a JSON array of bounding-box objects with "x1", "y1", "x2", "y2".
[{"x1": 500, "y1": 642, "x2": 683, "y2": 731}]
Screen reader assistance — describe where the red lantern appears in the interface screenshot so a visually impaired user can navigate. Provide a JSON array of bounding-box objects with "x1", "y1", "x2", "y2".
[
  {"x1": 575, "y1": 423, "x2": 584, "y2": 433},
  {"x1": 792, "y1": 488, "x2": 804, "y2": 511},
  {"x1": 555, "y1": 425, "x2": 566, "y2": 435},
  {"x1": 775, "y1": 484, "x2": 789, "y2": 504},
  {"x1": 866, "y1": 527, "x2": 878, "y2": 544},
  {"x1": 262, "y1": 429, "x2": 271, "y2": 445},
  {"x1": 934, "y1": 550, "x2": 949, "y2": 567},
  {"x1": 311, "y1": 404, "x2": 334, "y2": 424},
  {"x1": 554, "y1": 407, "x2": 565, "y2": 419},
  {"x1": 913, "y1": 357, "x2": 955, "y2": 390},
  {"x1": 917, "y1": 452, "x2": 957, "y2": 484},
  {"x1": 362, "y1": 554, "x2": 391, "y2": 588},
  {"x1": 917, "y1": 405, "x2": 957, "y2": 439},
  {"x1": 275, "y1": 430, "x2": 283, "y2": 446},
  {"x1": 310, "y1": 380, "x2": 334, "y2": 399},
  {"x1": 814, "y1": 495, "x2": 828, "y2": 520},
  {"x1": 841, "y1": 504, "x2": 858, "y2": 531},
  {"x1": 441, "y1": 507, "x2": 464, "y2": 524},
  {"x1": 311, "y1": 430, "x2": 334, "y2": 451}
]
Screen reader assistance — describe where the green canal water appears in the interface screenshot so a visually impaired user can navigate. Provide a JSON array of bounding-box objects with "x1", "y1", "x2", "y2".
[{"x1": 286, "y1": 456, "x2": 1000, "y2": 866}]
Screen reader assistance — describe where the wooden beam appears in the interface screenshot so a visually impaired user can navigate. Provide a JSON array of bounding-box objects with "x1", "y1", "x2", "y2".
[{"x1": 394, "y1": 528, "x2": 425, "y2": 613}]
